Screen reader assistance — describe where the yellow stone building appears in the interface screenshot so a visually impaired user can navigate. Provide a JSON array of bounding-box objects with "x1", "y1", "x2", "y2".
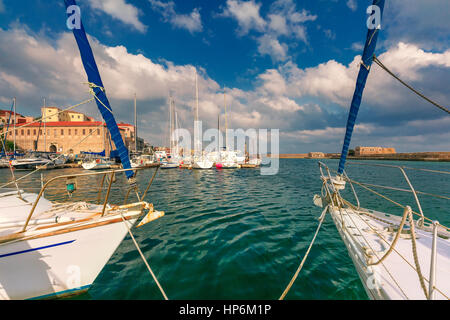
[
  {"x1": 41, "y1": 107, "x2": 92, "y2": 122},
  {"x1": 355, "y1": 146, "x2": 396, "y2": 156},
  {"x1": 1, "y1": 107, "x2": 137, "y2": 155}
]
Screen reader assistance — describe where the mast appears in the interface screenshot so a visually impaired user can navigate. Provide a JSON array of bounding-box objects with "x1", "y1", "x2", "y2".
[
  {"x1": 13, "y1": 97, "x2": 16, "y2": 156},
  {"x1": 175, "y1": 108, "x2": 179, "y2": 158},
  {"x1": 169, "y1": 96, "x2": 172, "y2": 156},
  {"x1": 194, "y1": 69, "x2": 201, "y2": 158},
  {"x1": 134, "y1": 93, "x2": 137, "y2": 153},
  {"x1": 224, "y1": 92, "x2": 227, "y2": 150},
  {"x1": 64, "y1": 0, "x2": 133, "y2": 180},
  {"x1": 218, "y1": 114, "x2": 221, "y2": 161},
  {"x1": 43, "y1": 98, "x2": 46, "y2": 152},
  {"x1": 337, "y1": 0, "x2": 385, "y2": 174},
  {"x1": 195, "y1": 70, "x2": 199, "y2": 123}
]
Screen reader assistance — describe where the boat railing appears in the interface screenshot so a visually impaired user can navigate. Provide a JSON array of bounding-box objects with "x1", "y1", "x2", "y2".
[
  {"x1": 11, "y1": 166, "x2": 159, "y2": 232},
  {"x1": 317, "y1": 161, "x2": 450, "y2": 231},
  {"x1": 318, "y1": 161, "x2": 449, "y2": 300}
]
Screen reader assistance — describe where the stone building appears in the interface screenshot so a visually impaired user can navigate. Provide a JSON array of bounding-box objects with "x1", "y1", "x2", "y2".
[
  {"x1": 1, "y1": 107, "x2": 139, "y2": 155},
  {"x1": 355, "y1": 146, "x2": 396, "y2": 156},
  {"x1": 117, "y1": 122, "x2": 144, "y2": 152},
  {"x1": 308, "y1": 152, "x2": 325, "y2": 158},
  {"x1": 0, "y1": 110, "x2": 33, "y2": 126},
  {"x1": 12, "y1": 121, "x2": 127, "y2": 155},
  {"x1": 41, "y1": 107, "x2": 93, "y2": 122}
]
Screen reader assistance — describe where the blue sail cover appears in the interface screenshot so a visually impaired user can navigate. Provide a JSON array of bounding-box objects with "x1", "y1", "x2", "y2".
[
  {"x1": 64, "y1": 0, "x2": 133, "y2": 179},
  {"x1": 337, "y1": 0, "x2": 385, "y2": 174}
]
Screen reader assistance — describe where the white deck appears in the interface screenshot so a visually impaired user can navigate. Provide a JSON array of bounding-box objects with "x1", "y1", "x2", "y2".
[{"x1": 329, "y1": 205, "x2": 450, "y2": 300}]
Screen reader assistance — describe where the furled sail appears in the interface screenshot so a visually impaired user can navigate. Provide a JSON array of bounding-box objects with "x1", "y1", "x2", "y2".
[
  {"x1": 337, "y1": 0, "x2": 385, "y2": 174},
  {"x1": 64, "y1": 0, "x2": 133, "y2": 179}
]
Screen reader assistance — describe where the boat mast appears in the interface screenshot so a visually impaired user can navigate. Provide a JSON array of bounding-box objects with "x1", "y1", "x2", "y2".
[
  {"x1": 134, "y1": 93, "x2": 137, "y2": 153},
  {"x1": 194, "y1": 69, "x2": 201, "y2": 158},
  {"x1": 169, "y1": 96, "x2": 172, "y2": 156},
  {"x1": 43, "y1": 98, "x2": 46, "y2": 152},
  {"x1": 175, "y1": 110, "x2": 179, "y2": 158},
  {"x1": 13, "y1": 97, "x2": 16, "y2": 156},
  {"x1": 224, "y1": 92, "x2": 227, "y2": 151},
  {"x1": 218, "y1": 114, "x2": 221, "y2": 161}
]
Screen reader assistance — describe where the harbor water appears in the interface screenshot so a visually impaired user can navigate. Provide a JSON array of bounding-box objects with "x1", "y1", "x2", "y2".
[{"x1": 1, "y1": 159, "x2": 449, "y2": 299}]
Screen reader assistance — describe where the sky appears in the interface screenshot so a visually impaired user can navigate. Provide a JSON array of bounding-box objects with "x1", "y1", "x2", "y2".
[{"x1": 0, "y1": 0, "x2": 449, "y2": 153}]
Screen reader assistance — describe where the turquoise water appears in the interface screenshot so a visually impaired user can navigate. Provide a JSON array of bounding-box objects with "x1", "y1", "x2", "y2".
[{"x1": 1, "y1": 159, "x2": 449, "y2": 299}]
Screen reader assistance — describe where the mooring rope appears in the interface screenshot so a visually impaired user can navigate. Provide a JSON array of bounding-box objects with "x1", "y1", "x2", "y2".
[
  {"x1": 119, "y1": 213, "x2": 169, "y2": 300},
  {"x1": 279, "y1": 205, "x2": 329, "y2": 300},
  {"x1": 373, "y1": 55, "x2": 450, "y2": 115}
]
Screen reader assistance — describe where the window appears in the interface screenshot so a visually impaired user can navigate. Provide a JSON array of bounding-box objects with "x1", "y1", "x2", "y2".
[
  {"x1": 82, "y1": 129, "x2": 85, "y2": 135},
  {"x1": 75, "y1": 129, "x2": 78, "y2": 135},
  {"x1": 21, "y1": 129, "x2": 24, "y2": 135},
  {"x1": 27, "y1": 129, "x2": 30, "y2": 136},
  {"x1": 39, "y1": 130, "x2": 42, "y2": 135},
  {"x1": 71, "y1": 115, "x2": 74, "y2": 119},
  {"x1": 61, "y1": 129, "x2": 64, "y2": 135},
  {"x1": 78, "y1": 115, "x2": 80, "y2": 119},
  {"x1": 33, "y1": 129, "x2": 36, "y2": 135},
  {"x1": 89, "y1": 129, "x2": 92, "y2": 134},
  {"x1": 97, "y1": 129, "x2": 100, "y2": 135},
  {"x1": 54, "y1": 129, "x2": 57, "y2": 136},
  {"x1": 68, "y1": 129, "x2": 71, "y2": 135}
]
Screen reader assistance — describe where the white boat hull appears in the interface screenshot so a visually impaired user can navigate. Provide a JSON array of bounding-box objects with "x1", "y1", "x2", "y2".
[
  {"x1": 161, "y1": 163, "x2": 179, "y2": 169},
  {"x1": 327, "y1": 205, "x2": 450, "y2": 300},
  {"x1": 192, "y1": 160, "x2": 213, "y2": 169},
  {"x1": 0, "y1": 214, "x2": 139, "y2": 300},
  {"x1": 82, "y1": 162, "x2": 112, "y2": 170}
]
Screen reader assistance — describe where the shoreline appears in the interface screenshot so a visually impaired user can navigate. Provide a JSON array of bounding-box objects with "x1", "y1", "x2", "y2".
[{"x1": 269, "y1": 152, "x2": 450, "y2": 162}]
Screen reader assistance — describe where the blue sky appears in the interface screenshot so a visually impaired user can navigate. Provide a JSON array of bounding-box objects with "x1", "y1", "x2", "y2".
[{"x1": 0, "y1": 0, "x2": 449, "y2": 153}]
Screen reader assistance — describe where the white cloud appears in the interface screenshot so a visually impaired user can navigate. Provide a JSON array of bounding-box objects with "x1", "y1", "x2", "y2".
[
  {"x1": 256, "y1": 34, "x2": 289, "y2": 62},
  {"x1": 149, "y1": 0, "x2": 203, "y2": 34},
  {"x1": 383, "y1": 0, "x2": 450, "y2": 50},
  {"x1": 0, "y1": 25, "x2": 448, "y2": 153},
  {"x1": 350, "y1": 42, "x2": 363, "y2": 51},
  {"x1": 220, "y1": 0, "x2": 317, "y2": 61},
  {"x1": 0, "y1": 72, "x2": 35, "y2": 93},
  {"x1": 87, "y1": 0, "x2": 147, "y2": 33},
  {"x1": 220, "y1": 0, "x2": 266, "y2": 35},
  {"x1": 346, "y1": 0, "x2": 357, "y2": 12},
  {"x1": 267, "y1": 14, "x2": 289, "y2": 36}
]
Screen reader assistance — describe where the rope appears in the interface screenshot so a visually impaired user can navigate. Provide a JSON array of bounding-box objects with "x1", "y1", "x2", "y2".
[
  {"x1": 279, "y1": 205, "x2": 328, "y2": 300},
  {"x1": 355, "y1": 181, "x2": 450, "y2": 201},
  {"x1": 339, "y1": 205, "x2": 410, "y2": 299},
  {"x1": 369, "y1": 206, "x2": 412, "y2": 266},
  {"x1": 341, "y1": 198, "x2": 449, "y2": 300},
  {"x1": 408, "y1": 208, "x2": 429, "y2": 299},
  {"x1": 119, "y1": 213, "x2": 168, "y2": 300},
  {"x1": 373, "y1": 55, "x2": 450, "y2": 114},
  {"x1": 85, "y1": 82, "x2": 113, "y2": 114}
]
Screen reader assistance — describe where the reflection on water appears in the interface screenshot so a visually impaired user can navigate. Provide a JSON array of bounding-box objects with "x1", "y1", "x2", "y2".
[{"x1": 1, "y1": 159, "x2": 449, "y2": 299}]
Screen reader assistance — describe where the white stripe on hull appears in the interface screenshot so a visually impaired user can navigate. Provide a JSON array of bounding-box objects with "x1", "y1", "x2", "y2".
[{"x1": 0, "y1": 216, "x2": 137, "y2": 300}]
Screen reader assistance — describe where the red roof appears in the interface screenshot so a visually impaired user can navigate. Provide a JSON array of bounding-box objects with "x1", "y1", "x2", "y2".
[
  {"x1": 14, "y1": 121, "x2": 126, "y2": 131},
  {"x1": 0, "y1": 110, "x2": 24, "y2": 117},
  {"x1": 16, "y1": 121, "x2": 106, "y2": 127}
]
